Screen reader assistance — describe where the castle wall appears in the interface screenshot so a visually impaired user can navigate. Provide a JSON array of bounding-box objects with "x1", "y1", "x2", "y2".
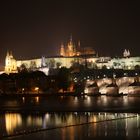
[
  {"x1": 4, "y1": 52, "x2": 140, "y2": 74},
  {"x1": 17, "y1": 59, "x2": 41, "y2": 68}
]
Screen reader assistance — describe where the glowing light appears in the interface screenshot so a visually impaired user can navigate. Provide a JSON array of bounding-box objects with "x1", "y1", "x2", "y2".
[
  {"x1": 35, "y1": 87, "x2": 39, "y2": 91},
  {"x1": 45, "y1": 113, "x2": 50, "y2": 120},
  {"x1": 84, "y1": 88, "x2": 88, "y2": 94},
  {"x1": 22, "y1": 97, "x2": 25, "y2": 103},
  {"x1": 34, "y1": 87, "x2": 39, "y2": 93},
  {"x1": 5, "y1": 113, "x2": 22, "y2": 134},
  {"x1": 74, "y1": 97, "x2": 78, "y2": 102},
  {"x1": 35, "y1": 96, "x2": 39, "y2": 103}
]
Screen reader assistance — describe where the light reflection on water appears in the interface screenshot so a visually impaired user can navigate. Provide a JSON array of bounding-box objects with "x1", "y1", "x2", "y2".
[
  {"x1": 0, "y1": 112, "x2": 139, "y2": 138},
  {"x1": 1, "y1": 96, "x2": 140, "y2": 139},
  {"x1": 5, "y1": 113, "x2": 22, "y2": 134},
  {"x1": 1, "y1": 96, "x2": 140, "y2": 111}
]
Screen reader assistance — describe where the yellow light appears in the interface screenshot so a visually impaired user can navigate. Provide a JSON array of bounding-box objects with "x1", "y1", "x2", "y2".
[
  {"x1": 35, "y1": 87, "x2": 39, "y2": 91},
  {"x1": 5, "y1": 113, "x2": 22, "y2": 134},
  {"x1": 35, "y1": 96, "x2": 39, "y2": 103}
]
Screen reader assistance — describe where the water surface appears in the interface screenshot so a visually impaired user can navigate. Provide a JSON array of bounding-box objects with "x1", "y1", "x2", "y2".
[{"x1": 0, "y1": 112, "x2": 139, "y2": 139}]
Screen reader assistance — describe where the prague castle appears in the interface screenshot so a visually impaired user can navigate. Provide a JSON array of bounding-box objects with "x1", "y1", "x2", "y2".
[
  {"x1": 60, "y1": 36, "x2": 95, "y2": 57},
  {"x1": 3, "y1": 37, "x2": 140, "y2": 75}
]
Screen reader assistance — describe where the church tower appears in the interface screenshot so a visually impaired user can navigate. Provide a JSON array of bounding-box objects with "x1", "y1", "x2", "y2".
[
  {"x1": 76, "y1": 40, "x2": 81, "y2": 56},
  {"x1": 60, "y1": 43, "x2": 65, "y2": 56},
  {"x1": 123, "y1": 49, "x2": 130, "y2": 58},
  {"x1": 5, "y1": 51, "x2": 17, "y2": 74},
  {"x1": 67, "y1": 36, "x2": 76, "y2": 56}
]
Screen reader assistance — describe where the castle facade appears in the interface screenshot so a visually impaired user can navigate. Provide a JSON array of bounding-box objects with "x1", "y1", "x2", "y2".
[
  {"x1": 3, "y1": 38, "x2": 140, "y2": 75},
  {"x1": 60, "y1": 37, "x2": 95, "y2": 57}
]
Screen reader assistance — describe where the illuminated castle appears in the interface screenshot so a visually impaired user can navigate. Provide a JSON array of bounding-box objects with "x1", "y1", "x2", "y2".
[
  {"x1": 5, "y1": 51, "x2": 17, "y2": 74},
  {"x1": 60, "y1": 36, "x2": 95, "y2": 57},
  {"x1": 3, "y1": 36, "x2": 140, "y2": 75}
]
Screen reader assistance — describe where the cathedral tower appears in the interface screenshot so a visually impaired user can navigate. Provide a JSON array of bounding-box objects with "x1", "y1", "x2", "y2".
[
  {"x1": 66, "y1": 36, "x2": 76, "y2": 56},
  {"x1": 60, "y1": 43, "x2": 65, "y2": 56},
  {"x1": 5, "y1": 51, "x2": 17, "y2": 74}
]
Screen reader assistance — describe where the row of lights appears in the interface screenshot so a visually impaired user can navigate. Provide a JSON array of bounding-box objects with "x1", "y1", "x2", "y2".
[{"x1": 73, "y1": 72, "x2": 139, "y2": 81}]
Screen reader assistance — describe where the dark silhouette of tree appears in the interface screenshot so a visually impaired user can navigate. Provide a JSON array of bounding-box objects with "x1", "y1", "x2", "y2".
[
  {"x1": 18, "y1": 63, "x2": 28, "y2": 72},
  {"x1": 30, "y1": 61, "x2": 37, "y2": 70},
  {"x1": 56, "y1": 62, "x2": 62, "y2": 68},
  {"x1": 57, "y1": 67, "x2": 70, "y2": 92},
  {"x1": 0, "y1": 73, "x2": 9, "y2": 93},
  {"x1": 102, "y1": 65, "x2": 107, "y2": 69},
  {"x1": 49, "y1": 59, "x2": 55, "y2": 68},
  {"x1": 135, "y1": 65, "x2": 140, "y2": 70}
]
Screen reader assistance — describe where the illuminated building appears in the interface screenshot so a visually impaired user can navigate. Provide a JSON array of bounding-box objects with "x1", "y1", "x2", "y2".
[
  {"x1": 60, "y1": 36, "x2": 96, "y2": 57},
  {"x1": 5, "y1": 51, "x2": 17, "y2": 74},
  {"x1": 123, "y1": 49, "x2": 130, "y2": 58},
  {"x1": 4, "y1": 53, "x2": 140, "y2": 75},
  {"x1": 3, "y1": 38, "x2": 140, "y2": 74}
]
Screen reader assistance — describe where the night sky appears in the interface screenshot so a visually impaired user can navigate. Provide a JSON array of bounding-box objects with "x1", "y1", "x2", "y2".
[{"x1": 0, "y1": 0, "x2": 140, "y2": 66}]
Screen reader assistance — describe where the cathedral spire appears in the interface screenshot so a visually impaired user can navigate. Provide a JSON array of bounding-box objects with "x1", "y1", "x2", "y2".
[
  {"x1": 123, "y1": 49, "x2": 130, "y2": 58},
  {"x1": 78, "y1": 40, "x2": 81, "y2": 48},
  {"x1": 60, "y1": 42, "x2": 65, "y2": 56},
  {"x1": 70, "y1": 34, "x2": 73, "y2": 42},
  {"x1": 123, "y1": 49, "x2": 127, "y2": 57},
  {"x1": 127, "y1": 49, "x2": 130, "y2": 57},
  {"x1": 6, "y1": 51, "x2": 10, "y2": 57},
  {"x1": 10, "y1": 51, "x2": 12, "y2": 56}
]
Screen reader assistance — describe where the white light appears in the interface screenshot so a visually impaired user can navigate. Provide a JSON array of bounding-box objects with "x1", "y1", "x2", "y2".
[{"x1": 84, "y1": 88, "x2": 88, "y2": 94}]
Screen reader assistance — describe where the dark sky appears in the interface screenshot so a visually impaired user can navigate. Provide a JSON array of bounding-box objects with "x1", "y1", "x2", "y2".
[{"x1": 0, "y1": 0, "x2": 140, "y2": 65}]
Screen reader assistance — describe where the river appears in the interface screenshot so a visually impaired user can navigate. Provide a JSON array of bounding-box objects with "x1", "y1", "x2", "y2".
[{"x1": 1, "y1": 95, "x2": 140, "y2": 139}]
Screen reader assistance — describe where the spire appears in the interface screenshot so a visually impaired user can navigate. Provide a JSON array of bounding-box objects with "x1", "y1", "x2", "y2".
[
  {"x1": 127, "y1": 49, "x2": 130, "y2": 57},
  {"x1": 6, "y1": 51, "x2": 9, "y2": 57},
  {"x1": 78, "y1": 40, "x2": 81, "y2": 48},
  {"x1": 10, "y1": 51, "x2": 12, "y2": 56},
  {"x1": 41, "y1": 56, "x2": 46, "y2": 67},
  {"x1": 70, "y1": 34, "x2": 73, "y2": 42},
  {"x1": 123, "y1": 49, "x2": 130, "y2": 58},
  {"x1": 60, "y1": 42, "x2": 65, "y2": 56},
  {"x1": 123, "y1": 49, "x2": 127, "y2": 57},
  {"x1": 10, "y1": 51, "x2": 13, "y2": 58}
]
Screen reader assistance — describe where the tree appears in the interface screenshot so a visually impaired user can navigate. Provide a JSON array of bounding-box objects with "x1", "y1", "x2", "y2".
[
  {"x1": 0, "y1": 73, "x2": 9, "y2": 93},
  {"x1": 102, "y1": 65, "x2": 107, "y2": 69},
  {"x1": 57, "y1": 67, "x2": 70, "y2": 92},
  {"x1": 18, "y1": 63, "x2": 28, "y2": 72},
  {"x1": 49, "y1": 59, "x2": 55, "y2": 68},
  {"x1": 135, "y1": 65, "x2": 140, "y2": 70},
  {"x1": 56, "y1": 62, "x2": 62, "y2": 69},
  {"x1": 30, "y1": 61, "x2": 37, "y2": 70}
]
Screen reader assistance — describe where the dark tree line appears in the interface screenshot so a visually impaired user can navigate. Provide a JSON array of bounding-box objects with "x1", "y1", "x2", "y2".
[{"x1": 0, "y1": 67, "x2": 72, "y2": 94}]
